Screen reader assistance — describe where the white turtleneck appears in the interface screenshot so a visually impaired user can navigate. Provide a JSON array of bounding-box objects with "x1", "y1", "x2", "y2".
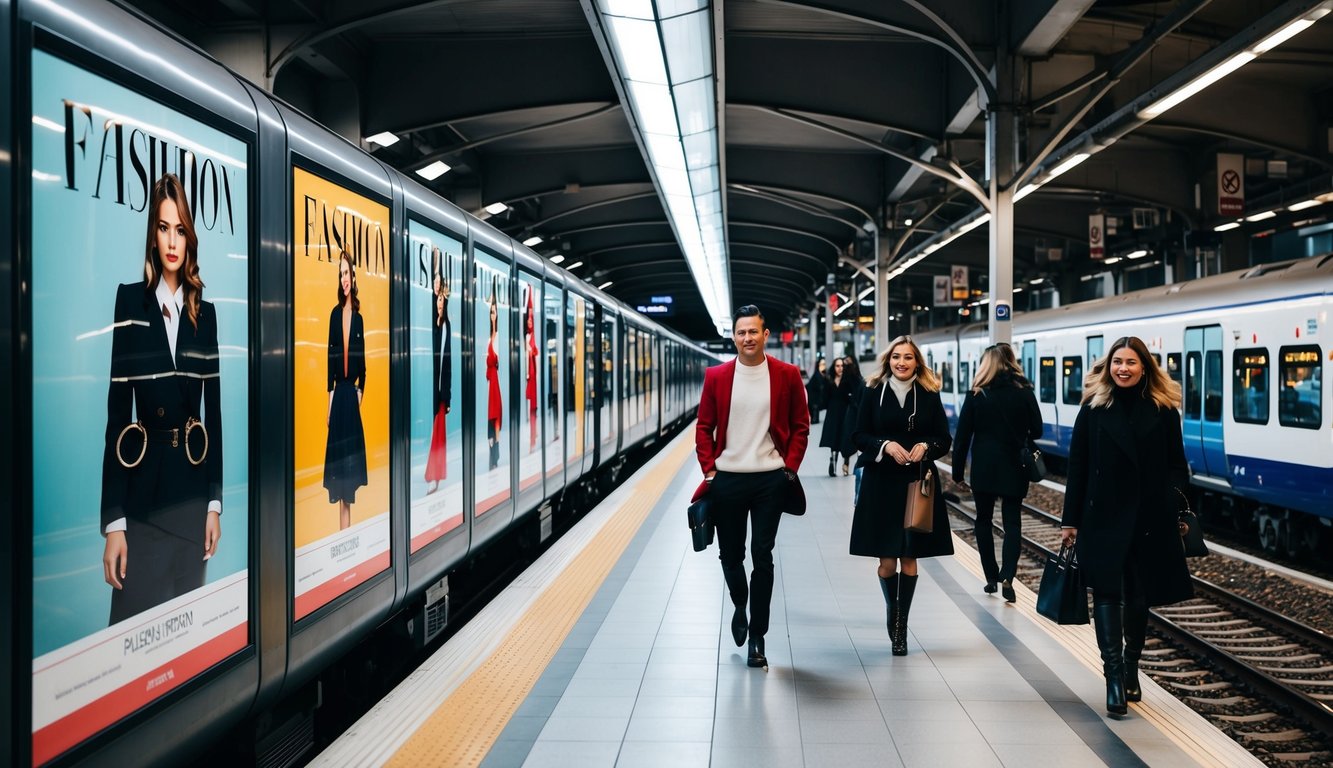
[
  {"x1": 715, "y1": 357, "x2": 784, "y2": 473},
  {"x1": 887, "y1": 375, "x2": 916, "y2": 407}
]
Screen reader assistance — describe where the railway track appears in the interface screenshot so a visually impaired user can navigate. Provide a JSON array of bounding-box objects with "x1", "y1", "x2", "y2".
[{"x1": 946, "y1": 490, "x2": 1333, "y2": 766}]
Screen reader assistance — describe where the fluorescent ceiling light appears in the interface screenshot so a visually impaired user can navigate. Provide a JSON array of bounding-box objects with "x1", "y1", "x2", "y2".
[
  {"x1": 904, "y1": 217, "x2": 913, "y2": 227},
  {"x1": 1138, "y1": 52, "x2": 1255, "y2": 119},
  {"x1": 550, "y1": 254, "x2": 566, "y2": 264},
  {"x1": 1287, "y1": 198, "x2": 1322, "y2": 211},
  {"x1": 523, "y1": 235, "x2": 543, "y2": 247},
  {"x1": 1214, "y1": 221, "x2": 1242, "y2": 232},
  {"x1": 1029, "y1": 278, "x2": 1045, "y2": 285},
  {"x1": 1102, "y1": 256, "x2": 1123, "y2": 264},
  {"x1": 1243, "y1": 210, "x2": 1276, "y2": 222},
  {"x1": 565, "y1": 260, "x2": 583, "y2": 270},
  {"x1": 484, "y1": 202, "x2": 509, "y2": 216},
  {"x1": 1013, "y1": 183, "x2": 1041, "y2": 202},
  {"x1": 1252, "y1": 10, "x2": 1327, "y2": 54},
  {"x1": 415, "y1": 161, "x2": 451, "y2": 180},
  {"x1": 1047, "y1": 152, "x2": 1090, "y2": 179},
  {"x1": 1125, "y1": 249, "x2": 1148, "y2": 260},
  {"x1": 366, "y1": 131, "x2": 400, "y2": 147},
  {"x1": 598, "y1": 281, "x2": 614, "y2": 290}
]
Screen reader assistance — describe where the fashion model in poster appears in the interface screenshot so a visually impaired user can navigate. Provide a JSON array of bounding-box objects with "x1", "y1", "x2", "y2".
[
  {"x1": 525, "y1": 286, "x2": 538, "y2": 452},
  {"x1": 101, "y1": 172, "x2": 224, "y2": 626},
  {"x1": 486, "y1": 278, "x2": 503, "y2": 470},
  {"x1": 425, "y1": 249, "x2": 451, "y2": 492},
  {"x1": 324, "y1": 251, "x2": 369, "y2": 529}
]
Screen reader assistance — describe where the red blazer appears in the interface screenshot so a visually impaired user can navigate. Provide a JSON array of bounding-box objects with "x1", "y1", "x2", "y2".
[{"x1": 693, "y1": 355, "x2": 811, "y2": 509}]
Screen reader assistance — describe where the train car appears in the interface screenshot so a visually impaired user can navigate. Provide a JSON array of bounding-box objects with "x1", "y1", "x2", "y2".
[
  {"x1": 918, "y1": 254, "x2": 1333, "y2": 558},
  {"x1": 2, "y1": 2, "x2": 717, "y2": 766}
]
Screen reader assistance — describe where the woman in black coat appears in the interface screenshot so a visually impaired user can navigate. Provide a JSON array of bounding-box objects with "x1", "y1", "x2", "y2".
[
  {"x1": 324, "y1": 251, "x2": 369, "y2": 531},
  {"x1": 1061, "y1": 336, "x2": 1192, "y2": 717},
  {"x1": 850, "y1": 336, "x2": 953, "y2": 656},
  {"x1": 819, "y1": 357, "x2": 850, "y2": 475},
  {"x1": 838, "y1": 355, "x2": 864, "y2": 471},
  {"x1": 805, "y1": 357, "x2": 828, "y2": 424},
  {"x1": 952, "y1": 343, "x2": 1042, "y2": 601}
]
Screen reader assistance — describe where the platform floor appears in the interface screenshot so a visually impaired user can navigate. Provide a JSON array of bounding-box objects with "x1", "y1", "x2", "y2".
[{"x1": 314, "y1": 424, "x2": 1259, "y2": 768}]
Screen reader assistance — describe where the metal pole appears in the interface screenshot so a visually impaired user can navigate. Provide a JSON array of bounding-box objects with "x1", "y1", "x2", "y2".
[
  {"x1": 824, "y1": 273, "x2": 835, "y2": 361},
  {"x1": 988, "y1": 7, "x2": 1017, "y2": 345}
]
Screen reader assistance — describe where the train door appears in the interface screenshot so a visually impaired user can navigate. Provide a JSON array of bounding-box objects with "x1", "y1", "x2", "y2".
[
  {"x1": 1183, "y1": 325, "x2": 1227, "y2": 477},
  {"x1": 1022, "y1": 340, "x2": 1037, "y2": 383}
]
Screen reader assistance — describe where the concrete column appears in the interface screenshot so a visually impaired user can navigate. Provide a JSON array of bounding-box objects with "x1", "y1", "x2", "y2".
[
  {"x1": 987, "y1": 11, "x2": 1018, "y2": 345},
  {"x1": 874, "y1": 225, "x2": 890, "y2": 356},
  {"x1": 808, "y1": 305, "x2": 818, "y2": 366},
  {"x1": 823, "y1": 273, "x2": 834, "y2": 363}
]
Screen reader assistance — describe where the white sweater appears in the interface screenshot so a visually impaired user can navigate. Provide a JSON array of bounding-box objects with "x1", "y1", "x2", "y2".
[{"x1": 715, "y1": 358, "x2": 785, "y2": 473}]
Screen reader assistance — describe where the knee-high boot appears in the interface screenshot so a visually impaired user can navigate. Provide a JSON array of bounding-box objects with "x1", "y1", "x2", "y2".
[
  {"x1": 828, "y1": 451, "x2": 837, "y2": 477},
  {"x1": 1122, "y1": 600, "x2": 1149, "y2": 702},
  {"x1": 722, "y1": 565, "x2": 749, "y2": 647},
  {"x1": 1093, "y1": 600, "x2": 1128, "y2": 715},
  {"x1": 893, "y1": 574, "x2": 918, "y2": 656},
  {"x1": 878, "y1": 574, "x2": 898, "y2": 642}
]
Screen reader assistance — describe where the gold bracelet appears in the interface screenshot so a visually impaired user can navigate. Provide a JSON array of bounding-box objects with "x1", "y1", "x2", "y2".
[
  {"x1": 184, "y1": 417, "x2": 208, "y2": 466},
  {"x1": 116, "y1": 422, "x2": 148, "y2": 468}
]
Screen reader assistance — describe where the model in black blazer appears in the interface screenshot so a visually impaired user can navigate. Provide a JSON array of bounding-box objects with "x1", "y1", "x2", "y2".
[
  {"x1": 324, "y1": 251, "x2": 369, "y2": 528},
  {"x1": 425, "y1": 272, "x2": 451, "y2": 491}
]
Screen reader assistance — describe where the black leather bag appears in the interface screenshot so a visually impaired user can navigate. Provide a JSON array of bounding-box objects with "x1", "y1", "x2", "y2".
[
  {"x1": 1022, "y1": 440, "x2": 1047, "y2": 483},
  {"x1": 1176, "y1": 488, "x2": 1208, "y2": 558},
  {"x1": 687, "y1": 498, "x2": 714, "y2": 552},
  {"x1": 1036, "y1": 543, "x2": 1089, "y2": 625}
]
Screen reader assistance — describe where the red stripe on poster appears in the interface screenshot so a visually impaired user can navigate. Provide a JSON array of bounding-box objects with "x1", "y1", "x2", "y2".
[
  {"x1": 409, "y1": 516, "x2": 463, "y2": 553},
  {"x1": 32, "y1": 624, "x2": 248, "y2": 766},
  {"x1": 475, "y1": 488, "x2": 511, "y2": 516},
  {"x1": 293, "y1": 550, "x2": 392, "y2": 620}
]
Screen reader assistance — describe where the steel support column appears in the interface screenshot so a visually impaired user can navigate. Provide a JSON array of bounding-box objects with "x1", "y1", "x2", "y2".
[{"x1": 988, "y1": 12, "x2": 1019, "y2": 346}]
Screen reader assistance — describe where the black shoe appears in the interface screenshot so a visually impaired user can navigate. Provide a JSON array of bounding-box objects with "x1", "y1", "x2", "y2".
[
  {"x1": 1124, "y1": 662, "x2": 1142, "y2": 702},
  {"x1": 1001, "y1": 581, "x2": 1016, "y2": 603},
  {"x1": 984, "y1": 582, "x2": 998, "y2": 595},
  {"x1": 747, "y1": 638, "x2": 768, "y2": 669},
  {"x1": 828, "y1": 458, "x2": 836, "y2": 477},
  {"x1": 1093, "y1": 601, "x2": 1128, "y2": 716},
  {"x1": 731, "y1": 606, "x2": 747, "y2": 647}
]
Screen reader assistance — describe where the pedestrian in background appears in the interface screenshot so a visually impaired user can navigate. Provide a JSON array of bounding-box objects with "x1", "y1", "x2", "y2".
[
  {"x1": 1060, "y1": 336, "x2": 1192, "y2": 716},
  {"x1": 820, "y1": 357, "x2": 850, "y2": 476},
  {"x1": 952, "y1": 342, "x2": 1041, "y2": 602},
  {"x1": 806, "y1": 357, "x2": 829, "y2": 425},
  {"x1": 849, "y1": 336, "x2": 953, "y2": 656},
  {"x1": 839, "y1": 355, "x2": 865, "y2": 488}
]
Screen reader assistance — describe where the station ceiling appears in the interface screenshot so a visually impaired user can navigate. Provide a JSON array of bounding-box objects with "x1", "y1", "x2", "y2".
[{"x1": 127, "y1": 0, "x2": 1333, "y2": 341}]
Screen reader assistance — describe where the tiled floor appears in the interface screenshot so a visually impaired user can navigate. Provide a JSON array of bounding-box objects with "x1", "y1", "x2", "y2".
[{"x1": 477, "y1": 424, "x2": 1236, "y2": 768}]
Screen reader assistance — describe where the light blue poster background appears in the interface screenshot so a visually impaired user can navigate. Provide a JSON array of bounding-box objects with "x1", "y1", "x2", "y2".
[
  {"x1": 475, "y1": 249, "x2": 511, "y2": 511},
  {"x1": 408, "y1": 220, "x2": 463, "y2": 515},
  {"x1": 30, "y1": 50, "x2": 250, "y2": 657}
]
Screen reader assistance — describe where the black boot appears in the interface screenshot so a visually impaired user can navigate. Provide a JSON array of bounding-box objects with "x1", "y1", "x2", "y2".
[
  {"x1": 747, "y1": 637, "x2": 767, "y2": 669},
  {"x1": 893, "y1": 574, "x2": 918, "y2": 656},
  {"x1": 1093, "y1": 600, "x2": 1128, "y2": 715},
  {"x1": 722, "y1": 565, "x2": 749, "y2": 647},
  {"x1": 828, "y1": 452, "x2": 837, "y2": 477},
  {"x1": 878, "y1": 574, "x2": 898, "y2": 641},
  {"x1": 1123, "y1": 600, "x2": 1148, "y2": 702}
]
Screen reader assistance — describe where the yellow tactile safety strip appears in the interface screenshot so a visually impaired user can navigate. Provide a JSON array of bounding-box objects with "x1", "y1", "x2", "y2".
[
  {"x1": 387, "y1": 436, "x2": 695, "y2": 768},
  {"x1": 949, "y1": 532, "x2": 1262, "y2": 768}
]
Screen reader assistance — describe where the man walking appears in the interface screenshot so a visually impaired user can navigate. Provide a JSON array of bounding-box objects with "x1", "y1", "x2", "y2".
[{"x1": 693, "y1": 305, "x2": 810, "y2": 669}]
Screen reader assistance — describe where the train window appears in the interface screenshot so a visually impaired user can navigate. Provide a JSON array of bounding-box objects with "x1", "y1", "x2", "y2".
[
  {"x1": 1086, "y1": 336, "x2": 1104, "y2": 368},
  {"x1": 1278, "y1": 346, "x2": 1322, "y2": 429},
  {"x1": 1039, "y1": 357, "x2": 1056, "y2": 403},
  {"x1": 959, "y1": 362, "x2": 970, "y2": 392},
  {"x1": 1232, "y1": 348, "x2": 1269, "y2": 425},
  {"x1": 940, "y1": 359, "x2": 954, "y2": 393},
  {"x1": 1022, "y1": 340, "x2": 1037, "y2": 382},
  {"x1": 1184, "y1": 352, "x2": 1202, "y2": 419},
  {"x1": 1204, "y1": 350, "x2": 1223, "y2": 422},
  {"x1": 1062, "y1": 356, "x2": 1083, "y2": 405},
  {"x1": 1166, "y1": 352, "x2": 1182, "y2": 384}
]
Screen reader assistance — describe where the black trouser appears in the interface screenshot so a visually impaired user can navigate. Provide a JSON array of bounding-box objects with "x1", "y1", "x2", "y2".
[
  {"x1": 972, "y1": 491, "x2": 1022, "y2": 583},
  {"x1": 710, "y1": 469, "x2": 786, "y2": 640},
  {"x1": 110, "y1": 517, "x2": 207, "y2": 625}
]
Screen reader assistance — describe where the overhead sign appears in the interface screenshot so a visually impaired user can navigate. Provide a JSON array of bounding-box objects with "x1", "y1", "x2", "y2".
[
  {"x1": 1218, "y1": 153, "x2": 1244, "y2": 216},
  {"x1": 1089, "y1": 213, "x2": 1105, "y2": 260},
  {"x1": 950, "y1": 265, "x2": 969, "y2": 301},
  {"x1": 933, "y1": 275, "x2": 951, "y2": 306},
  {"x1": 635, "y1": 303, "x2": 673, "y2": 316}
]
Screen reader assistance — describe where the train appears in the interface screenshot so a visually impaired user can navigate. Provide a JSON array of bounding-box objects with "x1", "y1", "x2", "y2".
[
  {"x1": 0, "y1": 2, "x2": 717, "y2": 766},
  {"x1": 914, "y1": 253, "x2": 1333, "y2": 559}
]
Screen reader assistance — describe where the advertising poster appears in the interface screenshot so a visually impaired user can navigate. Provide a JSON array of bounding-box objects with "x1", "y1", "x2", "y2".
[
  {"x1": 292, "y1": 166, "x2": 390, "y2": 620},
  {"x1": 29, "y1": 50, "x2": 251, "y2": 765},
  {"x1": 518, "y1": 275, "x2": 543, "y2": 493},
  {"x1": 475, "y1": 250, "x2": 512, "y2": 515},
  {"x1": 408, "y1": 221, "x2": 464, "y2": 552},
  {"x1": 543, "y1": 283, "x2": 565, "y2": 480},
  {"x1": 566, "y1": 295, "x2": 585, "y2": 470}
]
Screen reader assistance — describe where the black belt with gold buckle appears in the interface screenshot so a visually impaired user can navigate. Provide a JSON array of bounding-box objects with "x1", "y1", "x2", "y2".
[{"x1": 117, "y1": 418, "x2": 208, "y2": 467}]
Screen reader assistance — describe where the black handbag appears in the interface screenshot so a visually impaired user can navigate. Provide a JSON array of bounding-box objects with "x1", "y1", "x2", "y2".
[
  {"x1": 687, "y1": 498, "x2": 714, "y2": 552},
  {"x1": 1176, "y1": 487, "x2": 1208, "y2": 558},
  {"x1": 1022, "y1": 441, "x2": 1047, "y2": 483},
  {"x1": 1036, "y1": 543, "x2": 1089, "y2": 625}
]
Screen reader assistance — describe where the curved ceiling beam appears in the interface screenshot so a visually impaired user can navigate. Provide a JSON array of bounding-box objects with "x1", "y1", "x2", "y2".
[
  {"x1": 762, "y1": 0, "x2": 995, "y2": 104},
  {"x1": 270, "y1": 0, "x2": 470, "y2": 79},
  {"x1": 746, "y1": 105, "x2": 990, "y2": 209},
  {"x1": 729, "y1": 265, "x2": 818, "y2": 294},
  {"x1": 530, "y1": 191, "x2": 662, "y2": 229},
  {"x1": 729, "y1": 221, "x2": 842, "y2": 256},
  {"x1": 411, "y1": 104, "x2": 621, "y2": 169},
  {"x1": 729, "y1": 241, "x2": 835, "y2": 274},
  {"x1": 543, "y1": 220, "x2": 667, "y2": 238},
  {"x1": 1145, "y1": 123, "x2": 1333, "y2": 171},
  {"x1": 732, "y1": 103, "x2": 935, "y2": 145},
  {"x1": 731, "y1": 181, "x2": 876, "y2": 225},
  {"x1": 729, "y1": 183, "x2": 868, "y2": 231},
  {"x1": 583, "y1": 241, "x2": 679, "y2": 259}
]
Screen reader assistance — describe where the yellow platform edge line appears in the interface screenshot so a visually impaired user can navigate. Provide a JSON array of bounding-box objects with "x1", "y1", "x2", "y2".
[
  {"x1": 386, "y1": 435, "x2": 696, "y2": 768},
  {"x1": 949, "y1": 532, "x2": 1262, "y2": 768}
]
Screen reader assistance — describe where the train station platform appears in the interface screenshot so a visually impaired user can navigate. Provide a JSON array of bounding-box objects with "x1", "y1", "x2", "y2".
[{"x1": 311, "y1": 424, "x2": 1261, "y2": 768}]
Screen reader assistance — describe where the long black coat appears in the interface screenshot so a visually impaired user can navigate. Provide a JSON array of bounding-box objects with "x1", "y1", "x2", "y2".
[
  {"x1": 101, "y1": 281, "x2": 223, "y2": 545},
  {"x1": 849, "y1": 382, "x2": 954, "y2": 558},
  {"x1": 805, "y1": 371, "x2": 829, "y2": 410},
  {"x1": 1061, "y1": 393, "x2": 1193, "y2": 605},
  {"x1": 819, "y1": 374, "x2": 851, "y2": 449},
  {"x1": 951, "y1": 375, "x2": 1042, "y2": 499}
]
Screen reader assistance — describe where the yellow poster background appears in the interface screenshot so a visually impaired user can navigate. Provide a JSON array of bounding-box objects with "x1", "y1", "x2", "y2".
[{"x1": 292, "y1": 167, "x2": 391, "y2": 547}]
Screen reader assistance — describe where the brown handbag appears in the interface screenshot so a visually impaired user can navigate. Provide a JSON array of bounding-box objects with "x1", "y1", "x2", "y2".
[{"x1": 904, "y1": 463, "x2": 934, "y2": 533}]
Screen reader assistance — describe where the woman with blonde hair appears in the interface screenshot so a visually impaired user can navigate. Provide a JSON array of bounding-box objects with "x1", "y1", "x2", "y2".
[
  {"x1": 1061, "y1": 336, "x2": 1192, "y2": 716},
  {"x1": 849, "y1": 336, "x2": 953, "y2": 655},
  {"x1": 952, "y1": 342, "x2": 1042, "y2": 601}
]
